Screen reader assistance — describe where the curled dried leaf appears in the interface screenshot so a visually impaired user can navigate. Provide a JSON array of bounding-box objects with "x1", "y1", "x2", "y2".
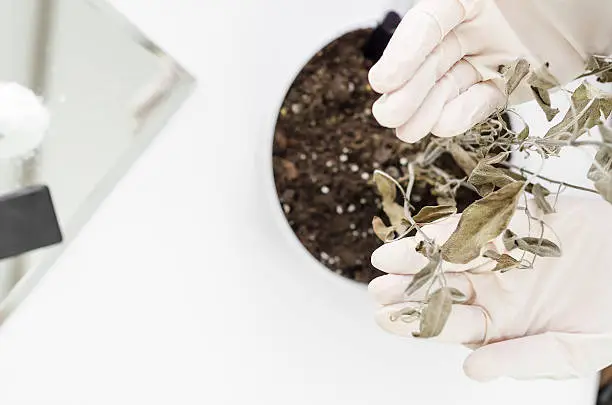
[
  {"x1": 503, "y1": 229, "x2": 518, "y2": 251},
  {"x1": 595, "y1": 177, "x2": 612, "y2": 204},
  {"x1": 448, "y1": 288, "x2": 468, "y2": 304},
  {"x1": 516, "y1": 237, "x2": 562, "y2": 257},
  {"x1": 441, "y1": 182, "x2": 525, "y2": 264},
  {"x1": 414, "y1": 287, "x2": 452, "y2": 338},
  {"x1": 532, "y1": 183, "x2": 555, "y2": 214},
  {"x1": 546, "y1": 82, "x2": 611, "y2": 141},
  {"x1": 502, "y1": 59, "x2": 530, "y2": 95},
  {"x1": 415, "y1": 241, "x2": 427, "y2": 256},
  {"x1": 528, "y1": 63, "x2": 560, "y2": 90},
  {"x1": 531, "y1": 86, "x2": 560, "y2": 122},
  {"x1": 448, "y1": 143, "x2": 477, "y2": 175},
  {"x1": 374, "y1": 171, "x2": 397, "y2": 203},
  {"x1": 517, "y1": 126, "x2": 529, "y2": 142},
  {"x1": 389, "y1": 307, "x2": 420, "y2": 323},
  {"x1": 404, "y1": 251, "x2": 441, "y2": 297},
  {"x1": 588, "y1": 125, "x2": 612, "y2": 183},
  {"x1": 372, "y1": 216, "x2": 395, "y2": 242},
  {"x1": 413, "y1": 205, "x2": 457, "y2": 224},
  {"x1": 503, "y1": 231, "x2": 518, "y2": 251},
  {"x1": 578, "y1": 55, "x2": 612, "y2": 83}
]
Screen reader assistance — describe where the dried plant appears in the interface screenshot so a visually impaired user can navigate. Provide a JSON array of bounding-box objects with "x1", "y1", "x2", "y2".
[{"x1": 371, "y1": 55, "x2": 612, "y2": 338}]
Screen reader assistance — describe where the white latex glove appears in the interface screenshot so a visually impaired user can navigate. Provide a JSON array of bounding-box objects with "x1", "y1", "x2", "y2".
[
  {"x1": 368, "y1": 196, "x2": 612, "y2": 381},
  {"x1": 369, "y1": 0, "x2": 612, "y2": 143}
]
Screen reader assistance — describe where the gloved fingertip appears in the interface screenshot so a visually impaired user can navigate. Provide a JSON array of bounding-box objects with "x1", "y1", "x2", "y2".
[
  {"x1": 396, "y1": 125, "x2": 426, "y2": 144},
  {"x1": 368, "y1": 61, "x2": 398, "y2": 94},
  {"x1": 463, "y1": 355, "x2": 498, "y2": 383},
  {"x1": 431, "y1": 123, "x2": 467, "y2": 139},
  {"x1": 367, "y1": 275, "x2": 385, "y2": 300},
  {"x1": 371, "y1": 95, "x2": 398, "y2": 128},
  {"x1": 370, "y1": 245, "x2": 389, "y2": 271}
]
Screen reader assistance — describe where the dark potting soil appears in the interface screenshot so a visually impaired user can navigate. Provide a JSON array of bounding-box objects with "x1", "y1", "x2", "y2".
[{"x1": 272, "y1": 28, "x2": 480, "y2": 284}]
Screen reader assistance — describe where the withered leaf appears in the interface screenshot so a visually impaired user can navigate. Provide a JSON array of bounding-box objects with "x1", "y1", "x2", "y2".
[
  {"x1": 483, "y1": 249, "x2": 501, "y2": 260},
  {"x1": 588, "y1": 125, "x2": 612, "y2": 183},
  {"x1": 528, "y1": 63, "x2": 560, "y2": 90},
  {"x1": 468, "y1": 152, "x2": 515, "y2": 197},
  {"x1": 437, "y1": 196, "x2": 457, "y2": 207},
  {"x1": 528, "y1": 62, "x2": 561, "y2": 121},
  {"x1": 441, "y1": 182, "x2": 525, "y2": 264},
  {"x1": 372, "y1": 216, "x2": 395, "y2": 242},
  {"x1": 595, "y1": 177, "x2": 612, "y2": 205},
  {"x1": 404, "y1": 251, "x2": 441, "y2": 297},
  {"x1": 532, "y1": 183, "x2": 555, "y2": 214},
  {"x1": 413, "y1": 205, "x2": 457, "y2": 224},
  {"x1": 516, "y1": 237, "x2": 562, "y2": 257},
  {"x1": 374, "y1": 171, "x2": 397, "y2": 203},
  {"x1": 383, "y1": 200, "x2": 405, "y2": 227},
  {"x1": 448, "y1": 143, "x2": 477, "y2": 175},
  {"x1": 389, "y1": 307, "x2": 420, "y2": 323},
  {"x1": 503, "y1": 229, "x2": 518, "y2": 251},
  {"x1": 546, "y1": 82, "x2": 612, "y2": 141},
  {"x1": 415, "y1": 240, "x2": 427, "y2": 256},
  {"x1": 493, "y1": 254, "x2": 521, "y2": 272},
  {"x1": 531, "y1": 86, "x2": 560, "y2": 122},
  {"x1": 600, "y1": 98, "x2": 612, "y2": 119},
  {"x1": 415, "y1": 287, "x2": 452, "y2": 338},
  {"x1": 448, "y1": 288, "x2": 468, "y2": 304},
  {"x1": 422, "y1": 143, "x2": 445, "y2": 166},
  {"x1": 517, "y1": 126, "x2": 530, "y2": 141},
  {"x1": 502, "y1": 59, "x2": 530, "y2": 95},
  {"x1": 578, "y1": 55, "x2": 612, "y2": 83},
  {"x1": 601, "y1": 123, "x2": 612, "y2": 143},
  {"x1": 469, "y1": 164, "x2": 515, "y2": 197}
]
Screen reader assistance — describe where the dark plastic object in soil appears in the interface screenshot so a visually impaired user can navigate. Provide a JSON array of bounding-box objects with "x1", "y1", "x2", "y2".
[{"x1": 272, "y1": 29, "x2": 480, "y2": 284}]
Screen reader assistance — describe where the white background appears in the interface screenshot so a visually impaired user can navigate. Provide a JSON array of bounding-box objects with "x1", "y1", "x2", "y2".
[{"x1": 0, "y1": 1, "x2": 598, "y2": 404}]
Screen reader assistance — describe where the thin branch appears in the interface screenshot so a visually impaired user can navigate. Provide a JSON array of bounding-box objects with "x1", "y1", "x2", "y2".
[{"x1": 500, "y1": 162, "x2": 599, "y2": 194}]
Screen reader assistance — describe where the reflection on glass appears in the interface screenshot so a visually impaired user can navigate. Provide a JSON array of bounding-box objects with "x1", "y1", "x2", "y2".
[{"x1": 0, "y1": 0, "x2": 195, "y2": 321}]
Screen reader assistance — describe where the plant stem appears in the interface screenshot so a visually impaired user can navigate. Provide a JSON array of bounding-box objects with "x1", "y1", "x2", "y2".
[
  {"x1": 500, "y1": 162, "x2": 599, "y2": 194},
  {"x1": 404, "y1": 163, "x2": 433, "y2": 245}
]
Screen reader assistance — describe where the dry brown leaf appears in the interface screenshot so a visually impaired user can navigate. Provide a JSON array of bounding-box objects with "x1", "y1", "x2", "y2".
[
  {"x1": 493, "y1": 254, "x2": 521, "y2": 272},
  {"x1": 404, "y1": 251, "x2": 441, "y2": 297},
  {"x1": 413, "y1": 205, "x2": 457, "y2": 224},
  {"x1": 372, "y1": 216, "x2": 395, "y2": 242},
  {"x1": 448, "y1": 288, "x2": 468, "y2": 304},
  {"x1": 374, "y1": 171, "x2": 397, "y2": 203},
  {"x1": 383, "y1": 200, "x2": 405, "y2": 227},
  {"x1": 441, "y1": 182, "x2": 525, "y2": 264},
  {"x1": 448, "y1": 143, "x2": 477, "y2": 175},
  {"x1": 415, "y1": 287, "x2": 452, "y2": 338},
  {"x1": 532, "y1": 183, "x2": 555, "y2": 214},
  {"x1": 502, "y1": 59, "x2": 530, "y2": 95},
  {"x1": 516, "y1": 237, "x2": 562, "y2": 257}
]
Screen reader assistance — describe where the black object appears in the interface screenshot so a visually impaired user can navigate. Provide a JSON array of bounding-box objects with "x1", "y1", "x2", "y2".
[
  {"x1": 598, "y1": 382, "x2": 612, "y2": 405},
  {"x1": 0, "y1": 185, "x2": 63, "y2": 261},
  {"x1": 362, "y1": 11, "x2": 402, "y2": 63}
]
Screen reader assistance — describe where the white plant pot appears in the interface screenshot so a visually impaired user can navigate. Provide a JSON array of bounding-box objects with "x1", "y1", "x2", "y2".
[{"x1": 185, "y1": 0, "x2": 599, "y2": 403}]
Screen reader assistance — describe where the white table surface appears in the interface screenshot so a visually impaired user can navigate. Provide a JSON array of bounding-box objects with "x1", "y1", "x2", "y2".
[{"x1": 0, "y1": 1, "x2": 598, "y2": 404}]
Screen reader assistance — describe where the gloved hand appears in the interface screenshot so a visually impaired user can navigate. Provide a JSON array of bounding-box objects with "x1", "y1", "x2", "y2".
[
  {"x1": 368, "y1": 0, "x2": 612, "y2": 143},
  {"x1": 368, "y1": 196, "x2": 612, "y2": 381}
]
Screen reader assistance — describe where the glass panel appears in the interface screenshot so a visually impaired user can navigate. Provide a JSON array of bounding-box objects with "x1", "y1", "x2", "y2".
[{"x1": 0, "y1": 0, "x2": 195, "y2": 320}]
